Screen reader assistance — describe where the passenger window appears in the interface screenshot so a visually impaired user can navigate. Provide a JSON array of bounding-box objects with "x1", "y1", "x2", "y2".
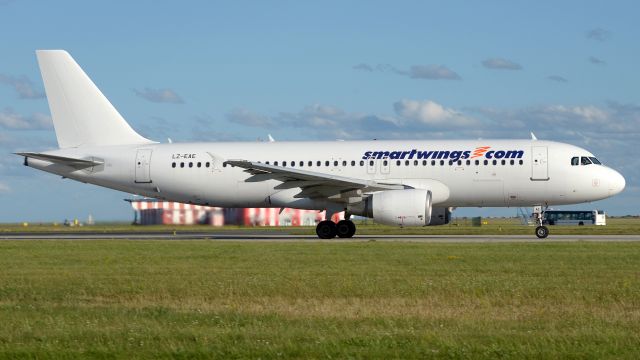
[
  {"x1": 351, "y1": 160, "x2": 355, "y2": 166},
  {"x1": 334, "y1": 161, "x2": 338, "y2": 166},
  {"x1": 359, "y1": 160, "x2": 364, "y2": 166},
  {"x1": 369, "y1": 160, "x2": 374, "y2": 166},
  {"x1": 172, "y1": 162, "x2": 176, "y2": 168},
  {"x1": 475, "y1": 160, "x2": 479, "y2": 166},
  {"x1": 405, "y1": 160, "x2": 410, "y2": 166},
  {"x1": 325, "y1": 161, "x2": 329, "y2": 166},
  {"x1": 414, "y1": 160, "x2": 418, "y2": 166},
  {"x1": 197, "y1": 162, "x2": 202, "y2": 168},
  {"x1": 466, "y1": 160, "x2": 470, "y2": 166},
  {"x1": 206, "y1": 162, "x2": 210, "y2": 168},
  {"x1": 180, "y1": 162, "x2": 184, "y2": 168},
  {"x1": 290, "y1": 162, "x2": 295, "y2": 167},
  {"x1": 283, "y1": 161, "x2": 288, "y2": 167},
  {"x1": 448, "y1": 160, "x2": 453, "y2": 166},
  {"x1": 440, "y1": 160, "x2": 445, "y2": 166},
  {"x1": 383, "y1": 160, "x2": 388, "y2": 166},
  {"x1": 396, "y1": 160, "x2": 401, "y2": 166},
  {"x1": 483, "y1": 160, "x2": 488, "y2": 165},
  {"x1": 510, "y1": 159, "x2": 514, "y2": 165},
  {"x1": 423, "y1": 160, "x2": 427, "y2": 166},
  {"x1": 342, "y1": 161, "x2": 347, "y2": 166},
  {"x1": 274, "y1": 161, "x2": 279, "y2": 166},
  {"x1": 317, "y1": 161, "x2": 321, "y2": 166},
  {"x1": 457, "y1": 160, "x2": 462, "y2": 166},
  {"x1": 581, "y1": 157, "x2": 592, "y2": 165},
  {"x1": 307, "y1": 161, "x2": 312, "y2": 167},
  {"x1": 571, "y1": 157, "x2": 579, "y2": 166},
  {"x1": 266, "y1": 161, "x2": 270, "y2": 165},
  {"x1": 431, "y1": 160, "x2": 436, "y2": 166},
  {"x1": 501, "y1": 160, "x2": 505, "y2": 165}
]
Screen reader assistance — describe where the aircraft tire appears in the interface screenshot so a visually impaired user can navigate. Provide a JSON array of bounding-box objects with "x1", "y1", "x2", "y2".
[
  {"x1": 336, "y1": 220, "x2": 356, "y2": 238},
  {"x1": 316, "y1": 220, "x2": 337, "y2": 239},
  {"x1": 535, "y1": 225, "x2": 549, "y2": 239}
]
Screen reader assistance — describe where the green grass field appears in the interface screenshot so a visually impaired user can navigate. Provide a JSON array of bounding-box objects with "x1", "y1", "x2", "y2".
[
  {"x1": 1, "y1": 240, "x2": 639, "y2": 358},
  {"x1": 2, "y1": 217, "x2": 640, "y2": 235}
]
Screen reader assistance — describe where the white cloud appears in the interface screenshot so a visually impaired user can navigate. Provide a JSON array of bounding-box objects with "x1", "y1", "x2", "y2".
[
  {"x1": 394, "y1": 100, "x2": 476, "y2": 127},
  {"x1": 133, "y1": 88, "x2": 184, "y2": 104},
  {"x1": 0, "y1": 74, "x2": 45, "y2": 99},
  {"x1": 588, "y1": 56, "x2": 606, "y2": 65},
  {"x1": 586, "y1": 28, "x2": 611, "y2": 42},
  {"x1": 353, "y1": 63, "x2": 461, "y2": 80},
  {"x1": 353, "y1": 63, "x2": 374, "y2": 72},
  {"x1": 402, "y1": 65, "x2": 461, "y2": 80},
  {"x1": 0, "y1": 181, "x2": 10, "y2": 193},
  {"x1": 0, "y1": 108, "x2": 52, "y2": 130},
  {"x1": 482, "y1": 58, "x2": 523, "y2": 70},
  {"x1": 227, "y1": 108, "x2": 275, "y2": 128},
  {"x1": 547, "y1": 75, "x2": 568, "y2": 83}
]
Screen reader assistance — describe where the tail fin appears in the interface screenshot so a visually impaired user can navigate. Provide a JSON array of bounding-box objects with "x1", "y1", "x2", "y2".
[{"x1": 36, "y1": 50, "x2": 154, "y2": 148}]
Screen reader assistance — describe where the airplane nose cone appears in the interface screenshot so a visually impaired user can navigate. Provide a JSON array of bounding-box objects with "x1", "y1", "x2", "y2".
[{"x1": 608, "y1": 169, "x2": 626, "y2": 195}]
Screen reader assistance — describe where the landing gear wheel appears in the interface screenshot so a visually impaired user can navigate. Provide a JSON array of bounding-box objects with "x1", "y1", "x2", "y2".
[
  {"x1": 336, "y1": 220, "x2": 356, "y2": 238},
  {"x1": 535, "y1": 225, "x2": 549, "y2": 239},
  {"x1": 316, "y1": 220, "x2": 337, "y2": 239}
]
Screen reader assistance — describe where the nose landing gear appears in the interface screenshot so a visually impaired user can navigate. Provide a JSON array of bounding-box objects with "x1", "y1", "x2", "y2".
[
  {"x1": 533, "y1": 205, "x2": 549, "y2": 239},
  {"x1": 535, "y1": 225, "x2": 549, "y2": 239}
]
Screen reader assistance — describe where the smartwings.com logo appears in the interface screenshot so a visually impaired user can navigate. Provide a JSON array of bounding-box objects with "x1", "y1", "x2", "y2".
[{"x1": 361, "y1": 146, "x2": 524, "y2": 161}]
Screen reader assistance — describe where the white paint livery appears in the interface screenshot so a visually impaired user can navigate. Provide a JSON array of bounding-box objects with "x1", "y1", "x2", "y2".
[{"x1": 17, "y1": 50, "x2": 626, "y2": 238}]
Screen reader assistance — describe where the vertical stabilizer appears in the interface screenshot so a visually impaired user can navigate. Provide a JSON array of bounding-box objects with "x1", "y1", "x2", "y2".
[{"x1": 36, "y1": 50, "x2": 154, "y2": 148}]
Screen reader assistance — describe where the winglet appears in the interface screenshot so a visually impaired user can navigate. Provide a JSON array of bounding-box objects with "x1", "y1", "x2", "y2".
[
  {"x1": 530, "y1": 132, "x2": 538, "y2": 140},
  {"x1": 268, "y1": 134, "x2": 275, "y2": 142}
]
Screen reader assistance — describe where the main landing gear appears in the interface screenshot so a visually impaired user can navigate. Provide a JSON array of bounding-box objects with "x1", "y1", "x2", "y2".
[{"x1": 316, "y1": 219, "x2": 356, "y2": 239}]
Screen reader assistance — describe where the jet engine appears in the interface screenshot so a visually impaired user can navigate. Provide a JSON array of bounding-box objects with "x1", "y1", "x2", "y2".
[
  {"x1": 348, "y1": 189, "x2": 431, "y2": 226},
  {"x1": 349, "y1": 189, "x2": 453, "y2": 226}
]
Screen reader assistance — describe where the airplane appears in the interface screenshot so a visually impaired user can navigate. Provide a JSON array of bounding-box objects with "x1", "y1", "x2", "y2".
[{"x1": 16, "y1": 50, "x2": 626, "y2": 239}]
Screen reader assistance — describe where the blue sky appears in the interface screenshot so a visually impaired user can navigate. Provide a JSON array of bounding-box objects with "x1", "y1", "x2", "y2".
[{"x1": 0, "y1": 0, "x2": 638, "y2": 222}]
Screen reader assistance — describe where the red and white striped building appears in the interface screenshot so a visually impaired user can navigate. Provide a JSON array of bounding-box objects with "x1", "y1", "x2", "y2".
[{"x1": 128, "y1": 199, "x2": 343, "y2": 226}]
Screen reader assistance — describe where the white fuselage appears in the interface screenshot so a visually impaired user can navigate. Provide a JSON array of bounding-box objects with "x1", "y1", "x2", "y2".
[{"x1": 26, "y1": 139, "x2": 626, "y2": 210}]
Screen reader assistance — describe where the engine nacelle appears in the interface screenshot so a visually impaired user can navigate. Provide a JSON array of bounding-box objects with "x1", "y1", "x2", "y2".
[{"x1": 349, "y1": 189, "x2": 432, "y2": 226}]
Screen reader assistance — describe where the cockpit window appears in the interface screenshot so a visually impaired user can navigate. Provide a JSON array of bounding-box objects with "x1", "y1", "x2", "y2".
[
  {"x1": 571, "y1": 157, "x2": 579, "y2": 166},
  {"x1": 589, "y1": 157, "x2": 602, "y2": 165},
  {"x1": 580, "y1": 157, "x2": 592, "y2": 165}
]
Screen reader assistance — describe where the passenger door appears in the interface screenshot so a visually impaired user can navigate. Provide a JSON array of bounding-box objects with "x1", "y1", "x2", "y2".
[
  {"x1": 135, "y1": 149, "x2": 153, "y2": 183},
  {"x1": 530, "y1": 146, "x2": 549, "y2": 181}
]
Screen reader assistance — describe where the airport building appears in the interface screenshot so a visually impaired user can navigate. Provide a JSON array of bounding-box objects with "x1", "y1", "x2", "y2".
[{"x1": 128, "y1": 199, "x2": 343, "y2": 226}]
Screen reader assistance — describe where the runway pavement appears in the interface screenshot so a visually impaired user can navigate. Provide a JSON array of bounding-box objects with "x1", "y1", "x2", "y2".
[{"x1": 1, "y1": 232, "x2": 639, "y2": 242}]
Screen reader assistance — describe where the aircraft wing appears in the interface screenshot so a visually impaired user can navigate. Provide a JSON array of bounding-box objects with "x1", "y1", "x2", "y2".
[
  {"x1": 224, "y1": 159, "x2": 405, "y2": 200},
  {"x1": 15, "y1": 152, "x2": 103, "y2": 169}
]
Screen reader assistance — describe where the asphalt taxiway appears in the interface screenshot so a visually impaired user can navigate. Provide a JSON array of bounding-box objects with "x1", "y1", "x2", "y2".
[{"x1": 1, "y1": 232, "x2": 639, "y2": 242}]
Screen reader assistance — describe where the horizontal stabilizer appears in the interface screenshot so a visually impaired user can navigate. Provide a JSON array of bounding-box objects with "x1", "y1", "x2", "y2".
[{"x1": 15, "y1": 152, "x2": 103, "y2": 168}]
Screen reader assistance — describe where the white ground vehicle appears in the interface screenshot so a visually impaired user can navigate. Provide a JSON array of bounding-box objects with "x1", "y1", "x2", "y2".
[{"x1": 543, "y1": 210, "x2": 606, "y2": 226}]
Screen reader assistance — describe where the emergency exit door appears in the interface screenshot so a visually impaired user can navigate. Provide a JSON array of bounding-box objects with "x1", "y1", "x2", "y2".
[
  {"x1": 530, "y1": 146, "x2": 549, "y2": 181},
  {"x1": 135, "y1": 149, "x2": 153, "y2": 183}
]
